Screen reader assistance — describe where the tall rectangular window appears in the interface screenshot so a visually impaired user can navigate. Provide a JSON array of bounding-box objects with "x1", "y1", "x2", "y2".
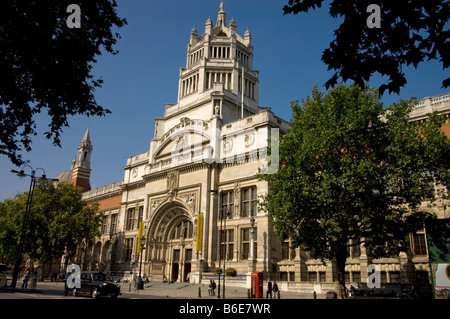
[
  {"x1": 220, "y1": 229, "x2": 234, "y2": 261},
  {"x1": 242, "y1": 228, "x2": 250, "y2": 260},
  {"x1": 173, "y1": 249, "x2": 180, "y2": 262},
  {"x1": 110, "y1": 214, "x2": 118, "y2": 234},
  {"x1": 101, "y1": 216, "x2": 109, "y2": 234},
  {"x1": 390, "y1": 272, "x2": 400, "y2": 283},
  {"x1": 308, "y1": 272, "x2": 317, "y2": 282},
  {"x1": 185, "y1": 249, "x2": 192, "y2": 262},
  {"x1": 221, "y1": 191, "x2": 234, "y2": 219},
  {"x1": 125, "y1": 238, "x2": 134, "y2": 262},
  {"x1": 413, "y1": 232, "x2": 427, "y2": 256},
  {"x1": 241, "y1": 228, "x2": 257, "y2": 260},
  {"x1": 345, "y1": 272, "x2": 350, "y2": 282},
  {"x1": 347, "y1": 239, "x2": 361, "y2": 258},
  {"x1": 242, "y1": 187, "x2": 257, "y2": 217},
  {"x1": 380, "y1": 272, "x2": 387, "y2": 284},
  {"x1": 126, "y1": 208, "x2": 136, "y2": 230},
  {"x1": 319, "y1": 272, "x2": 326, "y2": 282}
]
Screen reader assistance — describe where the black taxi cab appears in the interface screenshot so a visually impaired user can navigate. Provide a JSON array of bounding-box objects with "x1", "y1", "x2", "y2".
[{"x1": 72, "y1": 271, "x2": 120, "y2": 298}]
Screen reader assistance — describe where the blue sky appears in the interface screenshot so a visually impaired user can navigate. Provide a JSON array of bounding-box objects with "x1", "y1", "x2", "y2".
[{"x1": 1, "y1": 0, "x2": 448, "y2": 201}]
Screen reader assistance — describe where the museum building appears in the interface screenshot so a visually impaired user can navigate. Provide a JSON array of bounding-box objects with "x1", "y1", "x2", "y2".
[{"x1": 59, "y1": 2, "x2": 449, "y2": 294}]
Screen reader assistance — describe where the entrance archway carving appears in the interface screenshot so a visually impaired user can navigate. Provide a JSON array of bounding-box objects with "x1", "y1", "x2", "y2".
[{"x1": 146, "y1": 199, "x2": 194, "y2": 282}]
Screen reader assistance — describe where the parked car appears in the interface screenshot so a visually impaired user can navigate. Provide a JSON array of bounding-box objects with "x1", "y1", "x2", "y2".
[{"x1": 72, "y1": 271, "x2": 121, "y2": 298}]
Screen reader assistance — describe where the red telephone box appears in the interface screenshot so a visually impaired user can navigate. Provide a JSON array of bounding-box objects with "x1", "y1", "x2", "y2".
[{"x1": 250, "y1": 272, "x2": 263, "y2": 298}]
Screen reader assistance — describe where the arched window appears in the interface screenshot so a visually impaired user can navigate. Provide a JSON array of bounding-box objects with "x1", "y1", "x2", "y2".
[{"x1": 171, "y1": 220, "x2": 193, "y2": 239}]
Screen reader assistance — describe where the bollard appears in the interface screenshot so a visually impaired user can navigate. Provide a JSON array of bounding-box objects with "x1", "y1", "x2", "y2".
[
  {"x1": 198, "y1": 287, "x2": 201, "y2": 298},
  {"x1": 277, "y1": 291, "x2": 280, "y2": 299},
  {"x1": 30, "y1": 277, "x2": 37, "y2": 289},
  {"x1": 248, "y1": 289, "x2": 251, "y2": 299},
  {"x1": 313, "y1": 291, "x2": 317, "y2": 299}
]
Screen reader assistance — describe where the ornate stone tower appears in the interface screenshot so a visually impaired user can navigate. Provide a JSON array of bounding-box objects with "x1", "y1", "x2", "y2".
[
  {"x1": 71, "y1": 128, "x2": 92, "y2": 191},
  {"x1": 176, "y1": 0, "x2": 259, "y2": 121}
]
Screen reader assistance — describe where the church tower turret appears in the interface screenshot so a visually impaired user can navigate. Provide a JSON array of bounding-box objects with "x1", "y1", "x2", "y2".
[{"x1": 71, "y1": 128, "x2": 92, "y2": 191}]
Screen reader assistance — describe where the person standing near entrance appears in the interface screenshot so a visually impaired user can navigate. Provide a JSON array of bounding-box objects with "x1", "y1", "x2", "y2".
[{"x1": 266, "y1": 279, "x2": 273, "y2": 299}]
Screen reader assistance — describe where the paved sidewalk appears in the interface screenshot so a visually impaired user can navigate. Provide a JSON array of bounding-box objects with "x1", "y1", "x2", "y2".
[
  {"x1": 124, "y1": 280, "x2": 325, "y2": 299},
  {"x1": 1, "y1": 279, "x2": 325, "y2": 299}
]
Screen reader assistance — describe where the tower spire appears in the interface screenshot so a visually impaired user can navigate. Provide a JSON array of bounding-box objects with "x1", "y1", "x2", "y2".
[
  {"x1": 71, "y1": 128, "x2": 93, "y2": 191},
  {"x1": 81, "y1": 127, "x2": 91, "y2": 144}
]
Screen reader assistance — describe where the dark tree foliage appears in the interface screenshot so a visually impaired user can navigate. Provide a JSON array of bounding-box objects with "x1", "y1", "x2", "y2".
[
  {"x1": 0, "y1": 180, "x2": 101, "y2": 267},
  {"x1": 283, "y1": 0, "x2": 449, "y2": 95},
  {"x1": 0, "y1": 0, "x2": 127, "y2": 166}
]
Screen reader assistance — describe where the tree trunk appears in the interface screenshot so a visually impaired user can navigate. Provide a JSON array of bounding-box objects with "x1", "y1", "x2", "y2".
[
  {"x1": 335, "y1": 253, "x2": 348, "y2": 299},
  {"x1": 38, "y1": 255, "x2": 45, "y2": 281}
]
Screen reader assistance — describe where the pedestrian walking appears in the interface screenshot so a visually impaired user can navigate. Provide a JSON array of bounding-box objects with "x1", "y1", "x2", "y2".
[
  {"x1": 135, "y1": 276, "x2": 141, "y2": 293},
  {"x1": 266, "y1": 279, "x2": 272, "y2": 299},
  {"x1": 64, "y1": 273, "x2": 71, "y2": 296},
  {"x1": 349, "y1": 285, "x2": 355, "y2": 298},
  {"x1": 21, "y1": 271, "x2": 30, "y2": 289},
  {"x1": 273, "y1": 281, "x2": 279, "y2": 298},
  {"x1": 208, "y1": 280, "x2": 213, "y2": 295}
]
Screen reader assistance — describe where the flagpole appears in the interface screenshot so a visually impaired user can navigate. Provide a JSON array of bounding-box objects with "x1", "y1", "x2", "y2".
[{"x1": 241, "y1": 65, "x2": 244, "y2": 119}]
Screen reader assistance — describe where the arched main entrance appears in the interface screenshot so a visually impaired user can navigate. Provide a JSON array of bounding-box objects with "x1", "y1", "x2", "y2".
[{"x1": 146, "y1": 200, "x2": 195, "y2": 282}]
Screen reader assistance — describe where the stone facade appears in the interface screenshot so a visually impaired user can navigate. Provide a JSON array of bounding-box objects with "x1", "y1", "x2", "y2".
[
  {"x1": 70, "y1": 3, "x2": 449, "y2": 294},
  {"x1": 79, "y1": 2, "x2": 289, "y2": 285}
]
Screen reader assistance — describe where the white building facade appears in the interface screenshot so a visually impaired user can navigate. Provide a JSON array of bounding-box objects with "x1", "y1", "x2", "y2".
[
  {"x1": 76, "y1": 3, "x2": 449, "y2": 295},
  {"x1": 82, "y1": 2, "x2": 289, "y2": 286}
]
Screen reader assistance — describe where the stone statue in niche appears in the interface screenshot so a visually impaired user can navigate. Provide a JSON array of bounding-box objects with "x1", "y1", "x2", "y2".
[
  {"x1": 233, "y1": 182, "x2": 241, "y2": 218},
  {"x1": 193, "y1": 216, "x2": 198, "y2": 237},
  {"x1": 180, "y1": 223, "x2": 186, "y2": 239},
  {"x1": 167, "y1": 170, "x2": 179, "y2": 196},
  {"x1": 214, "y1": 99, "x2": 221, "y2": 117}
]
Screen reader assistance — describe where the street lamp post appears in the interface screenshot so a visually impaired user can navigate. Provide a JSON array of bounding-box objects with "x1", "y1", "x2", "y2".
[
  {"x1": 217, "y1": 191, "x2": 222, "y2": 299},
  {"x1": 138, "y1": 236, "x2": 145, "y2": 289},
  {"x1": 210, "y1": 188, "x2": 231, "y2": 299},
  {"x1": 222, "y1": 203, "x2": 230, "y2": 299},
  {"x1": 210, "y1": 189, "x2": 222, "y2": 299},
  {"x1": 10, "y1": 165, "x2": 57, "y2": 288},
  {"x1": 249, "y1": 216, "x2": 255, "y2": 272}
]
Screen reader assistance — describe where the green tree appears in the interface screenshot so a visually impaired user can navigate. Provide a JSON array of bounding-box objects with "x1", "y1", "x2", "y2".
[
  {"x1": 258, "y1": 84, "x2": 450, "y2": 298},
  {"x1": 0, "y1": 181, "x2": 101, "y2": 271},
  {"x1": 0, "y1": 197, "x2": 26, "y2": 263},
  {"x1": 48, "y1": 182, "x2": 101, "y2": 268},
  {"x1": 283, "y1": 0, "x2": 449, "y2": 95},
  {"x1": 0, "y1": 0, "x2": 127, "y2": 166}
]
